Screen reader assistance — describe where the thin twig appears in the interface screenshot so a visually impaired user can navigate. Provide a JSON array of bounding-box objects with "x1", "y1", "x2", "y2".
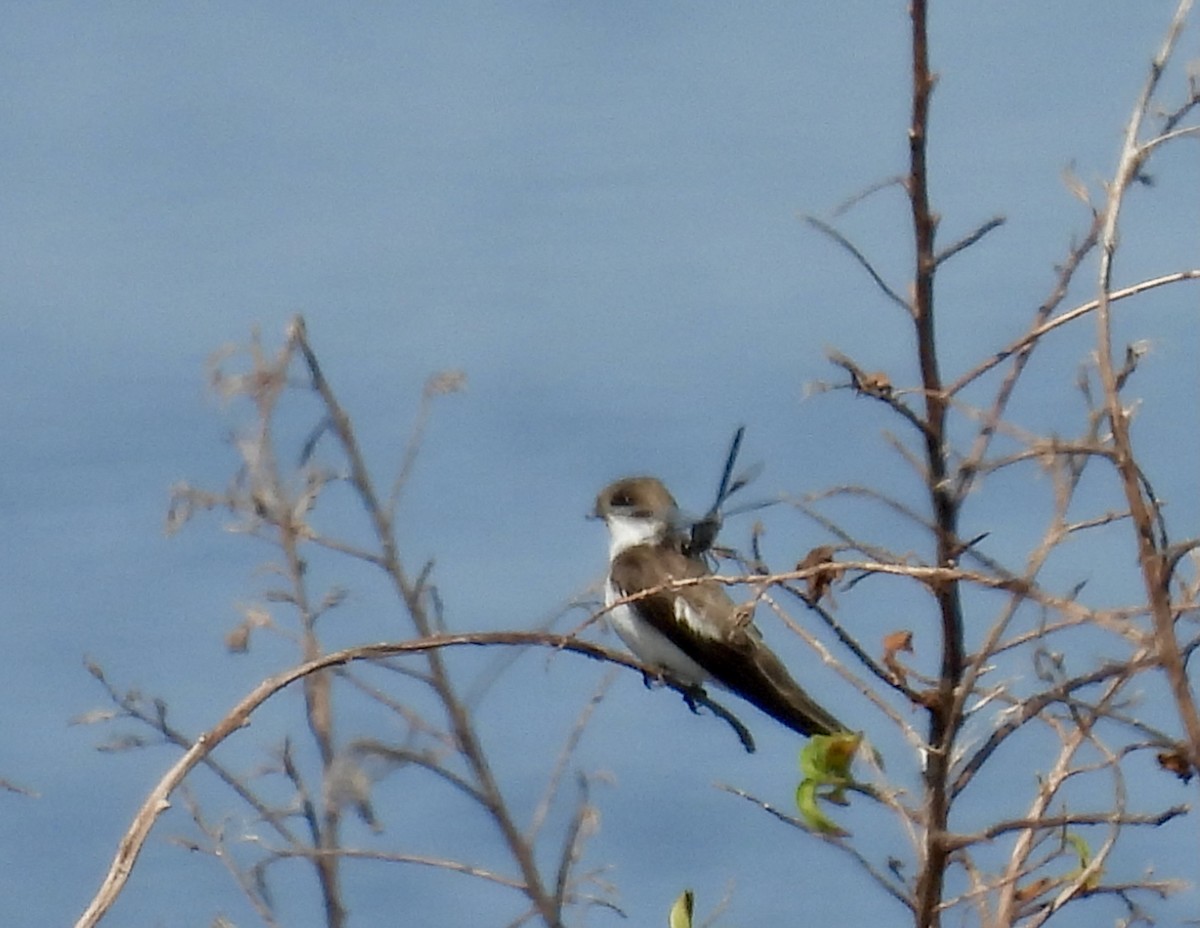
[
  {"x1": 934, "y1": 215, "x2": 1005, "y2": 267},
  {"x1": 947, "y1": 269, "x2": 1200, "y2": 397},
  {"x1": 802, "y1": 214, "x2": 911, "y2": 313}
]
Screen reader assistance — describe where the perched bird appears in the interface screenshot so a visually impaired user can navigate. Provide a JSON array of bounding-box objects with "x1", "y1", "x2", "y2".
[{"x1": 593, "y1": 475, "x2": 847, "y2": 738}]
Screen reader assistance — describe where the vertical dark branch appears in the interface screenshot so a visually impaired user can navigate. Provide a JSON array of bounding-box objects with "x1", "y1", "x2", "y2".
[{"x1": 907, "y1": 3, "x2": 965, "y2": 927}]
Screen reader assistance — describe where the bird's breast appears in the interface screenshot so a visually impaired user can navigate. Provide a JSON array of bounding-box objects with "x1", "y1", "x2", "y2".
[{"x1": 605, "y1": 579, "x2": 709, "y2": 686}]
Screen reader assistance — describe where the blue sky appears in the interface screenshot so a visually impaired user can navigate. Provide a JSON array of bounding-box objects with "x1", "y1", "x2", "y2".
[{"x1": 2, "y1": 3, "x2": 1197, "y2": 926}]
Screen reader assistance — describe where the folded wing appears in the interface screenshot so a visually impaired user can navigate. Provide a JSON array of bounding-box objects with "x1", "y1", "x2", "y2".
[{"x1": 610, "y1": 544, "x2": 847, "y2": 737}]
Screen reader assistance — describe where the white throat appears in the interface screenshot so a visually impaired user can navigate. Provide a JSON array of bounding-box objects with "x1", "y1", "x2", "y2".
[{"x1": 606, "y1": 514, "x2": 667, "y2": 558}]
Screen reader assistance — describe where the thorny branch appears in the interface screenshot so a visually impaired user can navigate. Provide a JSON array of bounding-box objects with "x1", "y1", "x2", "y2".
[
  {"x1": 789, "y1": 3, "x2": 1198, "y2": 926},
  {"x1": 1091, "y1": 0, "x2": 1200, "y2": 778}
]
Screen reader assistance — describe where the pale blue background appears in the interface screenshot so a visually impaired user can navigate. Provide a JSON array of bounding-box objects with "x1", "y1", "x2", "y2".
[{"x1": 2, "y1": 3, "x2": 1196, "y2": 925}]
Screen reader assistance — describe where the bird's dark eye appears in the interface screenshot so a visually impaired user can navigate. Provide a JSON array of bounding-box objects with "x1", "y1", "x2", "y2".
[{"x1": 611, "y1": 491, "x2": 632, "y2": 508}]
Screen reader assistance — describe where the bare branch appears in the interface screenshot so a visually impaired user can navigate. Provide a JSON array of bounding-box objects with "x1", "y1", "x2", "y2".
[
  {"x1": 1092, "y1": 0, "x2": 1200, "y2": 776},
  {"x1": 933, "y1": 215, "x2": 1005, "y2": 267},
  {"x1": 948, "y1": 269, "x2": 1200, "y2": 397},
  {"x1": 74, "y1": 630, "x2": 750, "y2": 928},
  {"x1": 801, "y1": 214, "x2": 911, "y2": 314},
  {"x1": 717, "y1": 783, "x2": 916, "y2": 913},
  {"x1": 830, "y1": 174, "x2": 907, "y2": 218}
]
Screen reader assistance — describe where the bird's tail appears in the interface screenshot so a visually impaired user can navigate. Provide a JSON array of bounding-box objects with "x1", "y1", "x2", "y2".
[{"x1": 738, "y1": 642, "x2": 848, "y2": 738}]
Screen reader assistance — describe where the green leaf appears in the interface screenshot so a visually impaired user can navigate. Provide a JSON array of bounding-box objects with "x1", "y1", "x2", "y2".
[
  {"x1": 1065, "y1": 832, "x2": 1101, "y2": 889},
  {"x1": 668, "y1": 889, "x2": 694, "y2": 928},
  {"x1": 795, "y1": 732, "x2": 862, "y2": 834},
  {"x1": 795, "y1": 778, "x2": 848, "y2": 835},
  {"x1": 799, "y1": 732, "x2": 861, "y2": 784}
]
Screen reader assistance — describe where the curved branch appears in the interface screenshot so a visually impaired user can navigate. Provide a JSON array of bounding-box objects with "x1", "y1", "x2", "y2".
[
  {"x1": 802, "y1": 215, "x2": 911, "y2": 313},
  {"x1": 74, "y1": 631, "x2": 752, "y2": 928}
]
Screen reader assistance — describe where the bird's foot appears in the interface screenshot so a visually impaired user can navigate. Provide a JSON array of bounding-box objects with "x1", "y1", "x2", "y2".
[{"x1": 681, "y1": 684, "x2": 710, "y2": 716}]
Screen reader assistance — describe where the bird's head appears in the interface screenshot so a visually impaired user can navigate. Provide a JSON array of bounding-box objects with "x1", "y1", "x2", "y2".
[{"x1": 592, "y1": 476, "x2": 682, "y2": 555}]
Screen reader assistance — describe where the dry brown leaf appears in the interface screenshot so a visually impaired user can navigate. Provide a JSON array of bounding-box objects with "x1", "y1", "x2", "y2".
[
  {"x1": 225, "y1": 623, "x2": 251, "y2": 653},
  {"x1": 1156, "y1": 749, "x2": 1194, "y2": 783},
  {"x1": 797, "y1": 545, "x2": 843, "y2": 602},
  {"x1": 882, "y1": 629, "x2": 914, "y2": 684},
  {"x1": 1014, "y1": 876, "x2": 1055, "y2": 905},
  {"x1": 859, "y1": 370, "x2": 893, "y2": 397}
]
